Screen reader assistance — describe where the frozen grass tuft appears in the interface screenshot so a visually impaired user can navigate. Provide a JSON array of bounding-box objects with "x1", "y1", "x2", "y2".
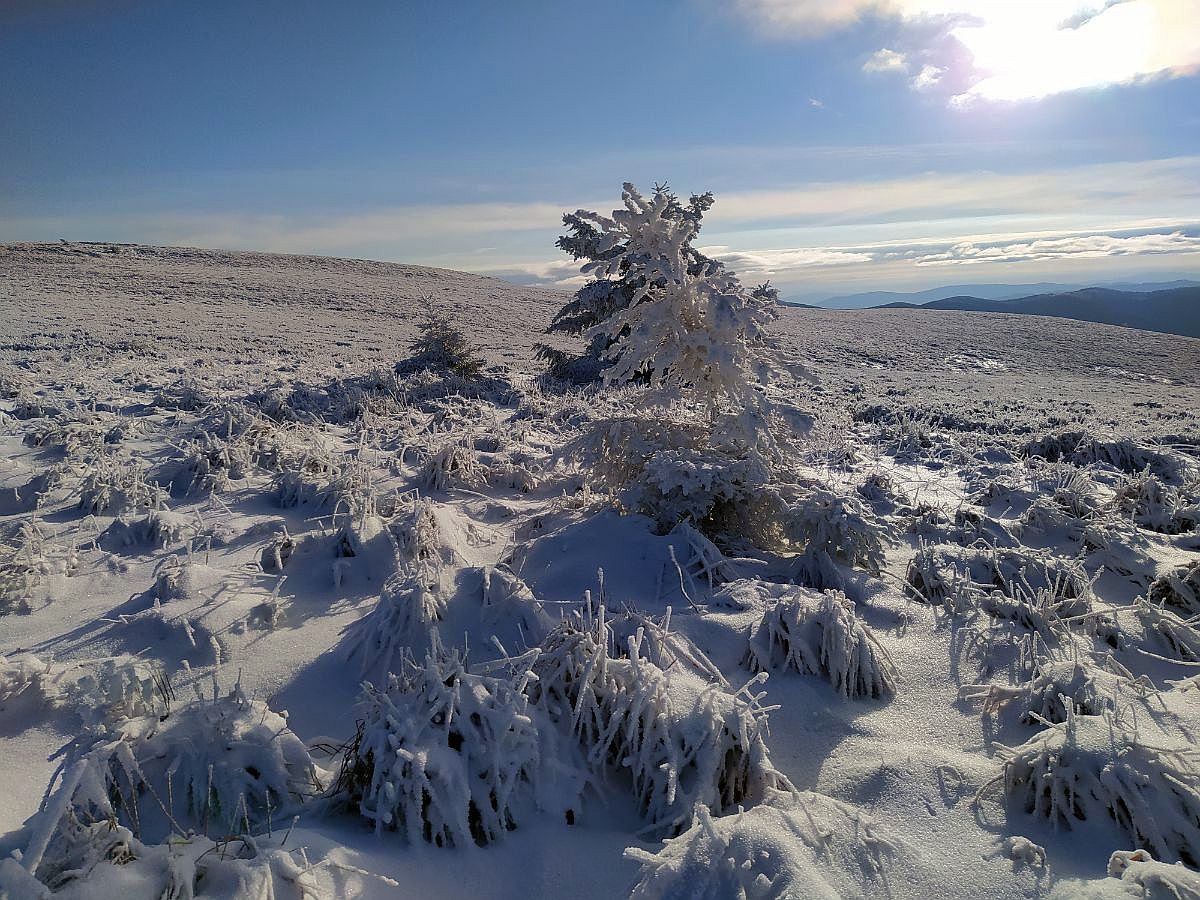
[
  {"x1": 985, "y1": 708, "x2": 1200, "y2": 866},
  {"x1": 625, "y1": 790, "x2": 896, "y2": 900},
  {"x1": 531, "y1": 606, "x2": 790, "y2": 836},
  {"x1": 346, "y1": 636, "x2": 541, "y2": 847},
  {"x1": 30, "y1": 683, "x2": 320, "y2": 854},
  {"x1": 743, "y1": 586, "x2": 898, "y2": 700},
  {"x1": 1150, "y1": 560, "x2": 1200, "y2": 617}
]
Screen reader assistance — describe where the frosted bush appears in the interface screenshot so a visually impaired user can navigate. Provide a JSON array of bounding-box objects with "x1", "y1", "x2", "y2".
[
  {"x1": 479, "y1": 564, "x2": 552, "y2": 645},
  {"x1": 1150, "y1": 560, "x2": 1200, "y2": 617},
  {"x1": 666, "y1": 522, "x2": 746, "y2": 593},
  {"x1": 260, "y1": 530, "x2": 295, "y2": 573},
  {"x1": 1023, "y1": 431, "x2": 1194, "y2": 484},
  {"x1": 1110, "y1": 469, "x2": 1197, "y2": 534},
  {"x1": 785, "y1": 487, "x2": 887, "y2": 588},
  {"x1": 961, "y1": 657, "x2": 1146, "y2": 724},
  {"x1": 979, "y1": 583, "x2": 1093, "y2": 642},
  {"x1": 986, "y1": 709, "x2": 1200, "y2": 866},
  {"x1": 742, "y1": 587, "x2": 898, "y2": 700},
  {"x1": 625, "y1": 790, "x2": 896, "y2": 900},
  {"x1": 174, "y1": 432, "x2": 252, "y2": 494},
  {"x1": 1, "y1": 521, "x2": 50, "y2": 613},
  {"x1": 347, "y1": 638, "x2": 541, "y2": 847},
  {"x1": 102, "y1": 509, "x2": 193, "y2": 550},
  {"x1": 1120, "y1": 601, "x2": 1200, "y2": 662},
  {"x1": 486, "y1": 459, "x2": 538, "y2": 493},
  {"x1": 607, "y1": 608, "x2": 729, "y2": 686},
  {"x1": 419, "y1": 442, "x2": 486, "y2": 492},
  {"x1": 389, "y1": 495, "x2": 442, "y2": 570},
  {"x1": 36, "y1": 684, "x2": 320, "y2": 847},
  {"x1": 907, "y1": 543, "x2": 1095, "y2": 611},
  {"x1": 113, "y1": 603, "x2": 226, "y2": 666},
  {"x1": 23, "y1": 417, "x2": 109, "y2": 458},
  {"x1": 53, "y1": 654, "x2": 167, "y2": 728},
  {"x1": 0, "y1": 653, "x2": 52, "y2": 706},
  {"x1": 1106, "y1": 848, "x2": 1200, "y2": 897},
  {"x1": 78, "y1": 456, "x2": 164, "y2": 515},
  {"x1": 531, "y1": 608, "x2": 789, "y2": 836},
  {"x1": 905, "y1": 542, "x2": 979, "y2": 611},
  {"x1": 6, "y1": 820, "x2": 325, "y2": 898},
  {"x1": 637, "y1": 446, "x2": 771, "y2": 535},
  {"x1": 342, "y1": 571, "x2": 446, "y2": 678}
]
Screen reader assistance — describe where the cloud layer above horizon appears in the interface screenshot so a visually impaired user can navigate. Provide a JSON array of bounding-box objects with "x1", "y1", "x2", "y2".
[{"x1": 735, "y1": 0, "x2": 1200, "y2": 104}]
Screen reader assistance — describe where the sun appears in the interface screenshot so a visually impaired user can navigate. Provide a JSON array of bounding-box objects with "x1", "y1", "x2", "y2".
[{"x1": 949, "y1": 1, "x2": 1162, "y2": 102}]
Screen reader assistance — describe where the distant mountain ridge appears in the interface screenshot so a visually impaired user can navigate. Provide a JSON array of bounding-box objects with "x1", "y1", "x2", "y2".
[
  {"x1": 874, "y1": 285, "x2": 1200, "y2": 338},
  {"x1": 809, "y1": 278, "x2": 1200, "y2": 310}
]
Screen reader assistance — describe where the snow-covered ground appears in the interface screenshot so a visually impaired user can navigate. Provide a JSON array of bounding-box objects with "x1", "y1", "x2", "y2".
[{"x1": 2, "y1": 242, "x2": 1199, "y2": 899}]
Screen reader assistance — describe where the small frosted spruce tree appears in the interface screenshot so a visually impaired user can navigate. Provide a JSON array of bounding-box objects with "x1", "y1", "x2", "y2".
[
  {"x1": 398, "y1": 302, "x2": 486, "y2": 380},
  {"x1": 538, "y1": 182, "x2": 780, "y2": 387}
]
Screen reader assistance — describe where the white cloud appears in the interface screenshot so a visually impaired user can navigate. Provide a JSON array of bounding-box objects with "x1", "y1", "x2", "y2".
[
  {"x1": 731, "y1": 0, "x2": 1200, "y2": 103},
  {"x1": 699, "y1": 245, "x2": 874, "y2": 272},
  {"x1": 702, "y1": 156, "x2": 1200, "y2": 228},
  {"x1": 910, "y1": 64, "x2": 945, "y2": 90},
  {"x1": 863, "y1": 48, "x2": 908, "y2": 73},
  {"x1": 485, "y1": 258, "x2": 590, "y2": 288},
  {"x1": 732, "y1": 0, "x2": 889, "y2": 36},
  {"x1": 491, "y1": 225, "x2": 1200, "y2": 295},
  {"x1": 808, "y1": 97, "x2": 825, "y2": 108},
  {"x1": 910, "y1": 230, "x2": 1200, "y2": 266}
]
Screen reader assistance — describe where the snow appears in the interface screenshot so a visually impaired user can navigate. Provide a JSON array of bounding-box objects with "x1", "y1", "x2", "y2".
[{"x1": 1, "y1": 240, "x2": 1199, "y2": 898}]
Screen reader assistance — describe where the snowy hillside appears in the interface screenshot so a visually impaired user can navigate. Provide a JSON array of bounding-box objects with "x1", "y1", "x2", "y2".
[{"x1": 2, "y1": 240, "x2": 1200, "y2": 899}]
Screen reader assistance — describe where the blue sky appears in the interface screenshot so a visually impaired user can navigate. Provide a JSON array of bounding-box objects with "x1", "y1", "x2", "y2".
[{"x1": 2, "y1": 0, "x2": 1198, "y2": 302}]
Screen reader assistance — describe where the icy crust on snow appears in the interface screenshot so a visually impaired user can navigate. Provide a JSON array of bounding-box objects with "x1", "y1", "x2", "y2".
[{"x1": 0, "y1": 244, "x2": 1199, "y2": 898}]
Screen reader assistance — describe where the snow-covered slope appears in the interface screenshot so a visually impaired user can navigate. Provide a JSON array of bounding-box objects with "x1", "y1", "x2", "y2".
[{"x1": 1, "y1": 242, "x2": 1199, "y2": 899}]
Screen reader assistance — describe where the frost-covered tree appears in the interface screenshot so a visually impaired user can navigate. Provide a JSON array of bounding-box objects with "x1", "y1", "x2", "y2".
[
  {"x1": 538, "y1": 183, "x2": 779, "y2": 392},
  {"x1": 398, "y1": 302, "x2": 485, "y2": 380}
]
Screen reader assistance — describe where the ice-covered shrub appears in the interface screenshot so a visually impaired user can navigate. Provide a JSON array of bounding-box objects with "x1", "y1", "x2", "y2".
[
  {"x1": 342, "y1": 571, "x2": 446, "y2": 678},
  {"x1": 1121, "y1": 601, "x2": 1200, "y2": 662},
  {"x1": 742, "y1": 587, "x2": 898, "y2": 700},
  {"x1": 389, "y1": 495, "x2": 442, "y2": 570},
  {"x1": 260, "y1": 530, "x2": 295, "y2": 573},
  {"x1": 637, "y1": 446, "x2": 771, "y2": 535},
  {"x1": 0, "y1": 653, "x2": 52, "y2": 706},
  {"x1": 419, "y1": 441, "x2": 486, "y2": 492},
  {"x1": 101, "y1": 508, "x2": 193, "y2": 550},
  {"x1": 905, "y1": 542, "x2": 977, "y2": 611},
  {"x1": 23, "y1": 417, "x2": 109, "y2": 458},
  {"x1": 53, "y1": 654, "x2": 167, "y2": 728},
  {"x1": 909, "y1": 543, "x2": 1094, "y2": 607},
  {"x1": 1106, "y1": 848, "x2": 1200, "y2": 897},
  {"x1": 986, "y1": 709, "x2": 1200, "y2": 866},
  {"x1": 78, "y1": 456, "x2": 164, "y2": 515},
  {"x1": 961, "y1": 657, "x2": 1145, "y2": 724},
  {"x1": 1150, "y1": 560, "x2": 1200, "y2": 617},
  {"x1": 7, "y1": 818, "x2": 325, "y2": 898},
  {"x1": 785, "y1": 487, "x2": 887, "y2": 588},
  {"x1": 173, "y1": 433, "x2": 253, "y2": 495},
  {"x1": 1110, "y1": 469, "x2": 1197, "y2": 534},
  {"x1": 531, "y1": 608, "x2": 789, "y2": 836},
  {"x1": 0, "y1": 521, "x2": 50, "y2": 614},
  {"x1": 38, "y1": 684, "x2": 320, "y2": 847},
  {"x1": 1023, "y1": 430, "x2": 1194, "y2": 484},
  {"x1": 346, "y1": 638, "x2": 540, "y2": 846},
  {"x1": 479, "y1": 564, "x2": 552, "y2": 645},
  {"x1": 979, "y1": 583, "x2": 1093, "y2": 642},
  {"x1": 625, "y1": 791, "x2": 896, "y2": 900}
]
